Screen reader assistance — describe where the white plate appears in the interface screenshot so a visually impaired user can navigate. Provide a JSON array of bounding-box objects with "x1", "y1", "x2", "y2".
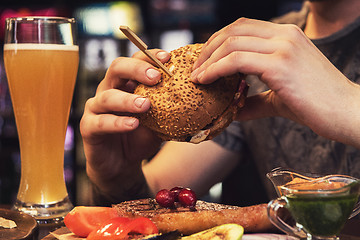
[{"x1": 243, "y1": 233, "x2": 298, "y2": 240}]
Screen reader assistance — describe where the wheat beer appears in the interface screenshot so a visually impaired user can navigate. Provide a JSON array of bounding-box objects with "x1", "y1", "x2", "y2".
[{"x1": 4, "y1": 43, "x2": 79, "y2": 204}]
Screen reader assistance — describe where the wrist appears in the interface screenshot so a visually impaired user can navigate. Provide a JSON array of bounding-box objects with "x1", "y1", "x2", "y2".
[{"x1": 87, "y1": 160, "x2": 151, "y2": 203}]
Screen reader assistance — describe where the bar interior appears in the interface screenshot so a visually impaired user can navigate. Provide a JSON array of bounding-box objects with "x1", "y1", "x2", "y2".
[{"x1": 0, "y1": 0, "x2": 302, "y2": 207}]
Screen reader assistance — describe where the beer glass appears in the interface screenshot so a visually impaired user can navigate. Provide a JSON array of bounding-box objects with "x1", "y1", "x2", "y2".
[{"x1": 3, "y1": 17, "x2": 78, "y2": 224}]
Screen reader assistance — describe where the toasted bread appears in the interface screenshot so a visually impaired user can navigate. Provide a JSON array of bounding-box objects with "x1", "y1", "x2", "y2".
[
  {"x1": 134, "y1": 44, "x2": 248, "y2": 143},
  {"x1": 113, "y1": 198, "x2": 273, "y2": 235}
]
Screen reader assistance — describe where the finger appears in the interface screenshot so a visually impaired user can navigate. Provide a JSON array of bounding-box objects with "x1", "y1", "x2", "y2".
[
  {"x1": 236, "y1": 91, "x2": 299, "y2": 125},
  {"x1": 99, "y1": 57, "x2": 162, "y2": 92},
  {"x1": 194, "y1": 51, "x2": 276, "y2": 84},
  {"x1": 207, "y1": 18, "x2": 279, "y2": 45},
  {"x1": 81, "y1": 113, "x2": 139, "y2": 137},
  {"x1": 132, "y1": 49, "x2": 170, "y2": 64},
  {"x1": 87, "y1": 89, "x2": 151, "y2": 115},
  {"x1": 235, "y1": 91, "x2": 276, "y2": 121},
  {"x1": 191, "y1": 36, "x2": 279, "y2": 82},
  {"x1": 194, "y1": 18, "x2": 281, "y2": 70}
]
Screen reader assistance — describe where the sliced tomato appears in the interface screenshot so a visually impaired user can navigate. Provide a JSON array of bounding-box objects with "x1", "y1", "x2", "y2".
[
  {"x1": 87, "y1": 217, "x2": 158, "y2": 240},
  {"x1": 87, "y1": 217, "x2": 132, "y2": 240},
  {"x1": 126, "y1": 217, "x2": 159, "y2": 235},
  {"x1": 64, "y1": 206, "x2": 118, "y2": 237}
]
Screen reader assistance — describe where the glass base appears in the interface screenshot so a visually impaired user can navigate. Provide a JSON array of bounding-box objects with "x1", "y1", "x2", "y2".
[
  {"x1": 12, "y1": 196, "x2": 73, "y2": 225},
  {"x1": 306, "y1": 233, "x2": 339, "y2": 240}
]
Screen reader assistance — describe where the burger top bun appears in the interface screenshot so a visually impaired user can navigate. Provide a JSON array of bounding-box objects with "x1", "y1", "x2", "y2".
[{"x1": 134, "y1": 43, "x2": 247, "y2": 143}]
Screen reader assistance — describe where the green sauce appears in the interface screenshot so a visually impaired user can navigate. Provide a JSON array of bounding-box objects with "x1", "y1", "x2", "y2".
[{"x1": 286, "y1": 193, "x2": 358, "y2": 236}]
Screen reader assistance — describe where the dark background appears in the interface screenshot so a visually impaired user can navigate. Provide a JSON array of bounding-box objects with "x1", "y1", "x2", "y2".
[{"x1": 0, "y1": 0, "x2": 303, "y2": 206}]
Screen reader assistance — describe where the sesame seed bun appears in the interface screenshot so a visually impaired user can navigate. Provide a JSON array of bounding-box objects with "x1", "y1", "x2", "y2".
[{"x1": 134, "y1": 43, "x2": 248, "y2": 143}]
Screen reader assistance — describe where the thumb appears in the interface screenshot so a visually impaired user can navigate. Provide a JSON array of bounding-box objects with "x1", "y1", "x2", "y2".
[{"x1": 235, "y1": 90, "x2": 277, "y2": 121}]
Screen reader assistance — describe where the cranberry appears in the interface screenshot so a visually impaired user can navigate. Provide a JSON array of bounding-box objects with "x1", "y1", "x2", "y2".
[
  {"x1": 178, "y1": 188, "x2": 197, "y2": 208},
  {"x1": 170, "y1": 186, "x2": 184, "y2": 202},
  {"x1": 155, "y1": 189, "x2": 175, "y2": 208}
]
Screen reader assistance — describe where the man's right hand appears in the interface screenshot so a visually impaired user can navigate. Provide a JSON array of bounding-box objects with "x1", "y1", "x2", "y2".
[{"x1": 80, "y1": 50, "x2": 170, "y2": 197}]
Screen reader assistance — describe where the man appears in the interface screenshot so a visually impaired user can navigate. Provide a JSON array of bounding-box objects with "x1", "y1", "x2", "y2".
[
  {"x1": 80, "y1": 0, "x2": 360, "y2": 206},
  {"x1": 191, "y1": 0, "x2": 360, "y2": 204}
]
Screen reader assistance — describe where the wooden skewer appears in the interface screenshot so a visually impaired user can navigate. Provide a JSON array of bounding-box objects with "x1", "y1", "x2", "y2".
[{"x1": 120, "y1": 26, "x2": 173, "y2": 77}]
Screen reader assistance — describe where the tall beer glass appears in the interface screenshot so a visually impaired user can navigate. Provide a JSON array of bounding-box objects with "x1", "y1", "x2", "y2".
[{"x1": 3, "y1": 17, "x2": 78, "y2": 224}]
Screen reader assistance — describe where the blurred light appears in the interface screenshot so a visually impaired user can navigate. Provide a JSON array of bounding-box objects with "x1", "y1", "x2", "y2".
[
  {"x1": 75, "y1": 1, "x2": 143, "y2": 39},
  {"x1": 127, "y1": 39, "x2": 141, "y2": 57},
  {"x1": 150, "y1": 0, "x2": 216, "y2": 28},
  {"x1": 160, "y1": 29, "x2": 193, "y2": 52},
  {"x1": 110, "y1": 2, "x2": 143, "y2": 39},
  {"x1": 0, "y1": 8, "x2": 59, "y2": 40},
  {"x1": 65, "y1": 125, "x2": 74, "y2": 151},
  {"x1": 209, "y1": 182, "x2": 222, "y2": 202},
  {"x1": 84, "y1": 38, "x2": 120, "y2": 70},
  {"x1": 102, "y1": 39, "x2": 119, "y2": 67},
  {"x1": 170, "y1": 0, "x2": 188, "y2": 11},
  {"x1": 78, "y1": 7, "x2": 110, "y2": 35}
]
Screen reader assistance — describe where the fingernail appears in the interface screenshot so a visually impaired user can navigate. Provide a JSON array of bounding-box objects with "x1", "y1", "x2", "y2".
[
  {"x1": 191, "y1": 68, "x2": 201, "y2": 83},
  {"x1": 192, "y1": 61, "x2": 199, "y2": 70},
  {"x1": 146, "y1": 68, "x2": 161, "y2": 81},
  {"x1": 191, "y1": 68, "x2": 199, "y2": 79},
  {"x1": 197, "y1": 70, "x2": 205, "y2": 82},
  {"x1": 124, "y1": 118, "x2": 137, "y2": 128},
  {"x1": 157, "y1": 51, "x2": 168, "y2": 60},
  {"x1": 134, "y1": 97, "x2": 146, "y2": 108}
]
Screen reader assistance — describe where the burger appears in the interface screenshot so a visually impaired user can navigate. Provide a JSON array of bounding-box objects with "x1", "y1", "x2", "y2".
[{"x1": 134, "y1": 44, "x2": 248, "y2": 143}]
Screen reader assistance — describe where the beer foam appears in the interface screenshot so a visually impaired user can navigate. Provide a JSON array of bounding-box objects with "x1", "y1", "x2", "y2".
[{"x1": 4, "y1": 43, "x2": 78, "y2": 51}]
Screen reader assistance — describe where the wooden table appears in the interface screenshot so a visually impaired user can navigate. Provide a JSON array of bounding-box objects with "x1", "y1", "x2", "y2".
[
  {"x1": 2, "y1": 204, "x2": 359, "y2": 239},
  {"x1": 42, "y1": 218, "x2": 360, "y2": 239}
]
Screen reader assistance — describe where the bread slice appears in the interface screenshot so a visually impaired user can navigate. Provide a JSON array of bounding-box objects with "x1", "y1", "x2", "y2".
[{"x1": 113, "y1": 198, "x2": 273, "y2": 235}]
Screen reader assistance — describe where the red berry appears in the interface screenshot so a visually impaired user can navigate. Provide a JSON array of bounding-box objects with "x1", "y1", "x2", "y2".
[
  {"x1": 170, "y1": 186, "x2": 184, "y2": 202},
  {"x1": 155, "y1": 189, "x2": 175, "y2": 208},
  {"x1": 178, "y1": 188, "x2": 197, "y2": 208}
]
